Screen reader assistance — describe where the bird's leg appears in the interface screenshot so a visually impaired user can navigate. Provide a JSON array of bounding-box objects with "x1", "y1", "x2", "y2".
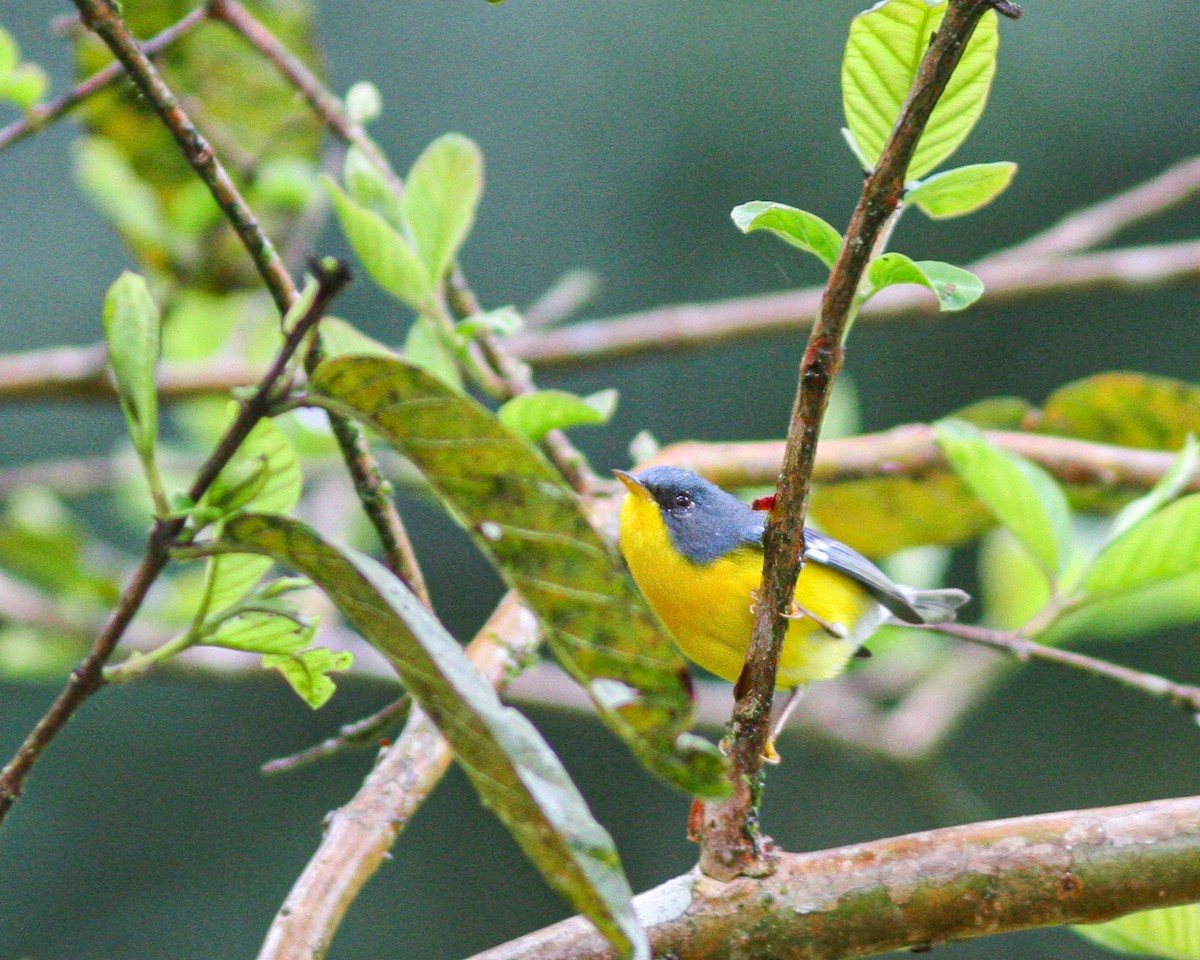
[
  {"x1": 764, "y1": 686, "x2": 806, "y2": 764},
  {"x1": 749, "y1": 590, "x2": 847, "y2": 639},
  {"x1": 784, "y1": 599, "x2": 848, "y2": 639}
]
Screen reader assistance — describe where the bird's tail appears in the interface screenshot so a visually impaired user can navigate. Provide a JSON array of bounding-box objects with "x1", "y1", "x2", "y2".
[{"x1": 900, "y1": 587, "x2": 970, "y2": 625}]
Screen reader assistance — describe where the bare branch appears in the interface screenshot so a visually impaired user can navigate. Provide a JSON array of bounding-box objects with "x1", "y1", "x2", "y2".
[
  {"x1": 643, "y1": 427, "x2": 1200, "y2": 498},
  {"x1": 510, "y1": 238, "x2": 1200, "y2": 367},
  {"x1": 465, "y1": 794, "x2": 1200, "y2": 960}
]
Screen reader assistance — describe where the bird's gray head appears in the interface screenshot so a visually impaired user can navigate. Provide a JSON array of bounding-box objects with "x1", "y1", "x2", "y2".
[{"x1": 626, "y1": 466, "x2": 763, "y2": 565}]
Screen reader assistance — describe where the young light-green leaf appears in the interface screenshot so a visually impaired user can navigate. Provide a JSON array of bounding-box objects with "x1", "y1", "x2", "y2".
[
  {"x1": 907, "y1": 161, "x2": 1018, "y2": 219},
  {"x1": 0, "y1": 62, "x2": 49, "y2": 110},
  {"x1": 936, "y1": 418, "x2": 1073, "y2": 581},
  {"x1": 404, "y1": 315, "x2": 463, "y2": 388},
  {"x1": 498, "y1": 389, "x2": 618, "y2": 443},
  {"x1": 401, "y1": 133, "x2": 484, "y2": 286},
  {"x1": 1084, "y1": 493, "x2": 1200, "y2": 598},
  {"x1": 842, "y1": 0, "x2": 999, "y2": 179},
  {"x1": 343, "y1": 146, "x2": 405, "y2": 231},
  {"x1": 1075, "y1": 904, "x2": 1200, "y2": 959},
  {"x1": 74, "y1": 138, "x2": 169, "y2": 254},
  {"x1": 324, "y1": 175, "x2": 433, "y2": 312},
  {"x1": 1107, "y1": 436, "x2": 1199, "y2": 544},
  {"x1": 102, "y1": 271, "x2": 162, "y2": 469},
  {"x1": 311, "y1": 355, "x2": 728, "y2": 798},
  {"x1": 0, "y1": 26, "x2": 19, "y2": 76},
  {"x1": 220, "y1": 512, "x2": 649, "y2": 960},
  {"x1": 864, "y1": 253, "x2": 983, "y2": 312},
  {"x1": 731, "y1": 201, "x2": 843, "y2": 270}
]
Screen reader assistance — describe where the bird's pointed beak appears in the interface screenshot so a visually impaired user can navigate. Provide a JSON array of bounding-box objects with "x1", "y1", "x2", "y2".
[{"x1": 613, "y1": 469, "x2": 654, "y2": 502}]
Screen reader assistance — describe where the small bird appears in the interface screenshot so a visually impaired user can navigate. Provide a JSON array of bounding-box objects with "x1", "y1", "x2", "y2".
[{"x1": 615, "y1": 466, "x2": 968, "y2": 755}]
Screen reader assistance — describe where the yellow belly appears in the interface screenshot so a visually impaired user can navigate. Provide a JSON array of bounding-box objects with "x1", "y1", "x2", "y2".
[{"x1": 620, "y1": 493, "x2": 875, "y2": 688}]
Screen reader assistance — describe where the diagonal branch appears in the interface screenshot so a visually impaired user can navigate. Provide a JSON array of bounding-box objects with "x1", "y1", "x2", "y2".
[{"x1": 465, "y1": 794, "x2": 1200, "y2": 960}]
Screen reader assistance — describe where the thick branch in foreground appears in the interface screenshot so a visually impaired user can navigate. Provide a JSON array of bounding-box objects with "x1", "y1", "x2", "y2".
[{"x1": 468, "y1": 794, "x2": 1200, "y2": 960}]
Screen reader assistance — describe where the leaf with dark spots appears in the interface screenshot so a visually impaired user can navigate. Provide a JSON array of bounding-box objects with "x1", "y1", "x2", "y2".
[{"x1": 311, "y1": 354, "x2": 728, "y2": 798}]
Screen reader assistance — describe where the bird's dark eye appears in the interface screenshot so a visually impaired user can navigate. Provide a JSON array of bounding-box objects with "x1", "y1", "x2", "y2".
[{"x1": 672, "y1": 492, "x2": 692, "y2": 509}]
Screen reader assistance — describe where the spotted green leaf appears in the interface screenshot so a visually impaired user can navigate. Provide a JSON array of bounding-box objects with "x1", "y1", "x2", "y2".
[
  {"x1": 311, "y1": 355, "x2": 728, "y2": 797},
  {"x1": 731, "y1": 201, "x2": 843, "y2": 270},
  {"x1": 220, "y1": 513, "x2": 648, "y2": 960},
  {"x1": 1041, "y1": 373, "x2": 1200, "y2": 450},
  {"x1": 842, "y1": 0, "x2": 999, "y2": 179},
  {"x1": 865, "y1": 253, "x2": 983, "y2": 312}
]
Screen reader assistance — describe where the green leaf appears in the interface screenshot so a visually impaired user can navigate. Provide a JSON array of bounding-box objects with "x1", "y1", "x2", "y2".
[
  {"x1": 936, "y1": 419, "x2": 1073, "y2": 580},
  {"x1": 220, "y1": 513, "x2": 649, "y2": 960},
  {"x1": 103, "y1": 272, "x2": 162, "y2": 472},
  {"x1": 1084, "y1": 493, "x2": 1200, "y2": 597},
  {"x1": 401, "y1": 133, "x2": 484, "y2": 286},
  {"x1": 311, "y1": 355, "x2": 728, "y2": 797},
  {"x1": 1108, "y1": 436, "x2": 1199, "y2": 543},
  {"x1": 204, "y1": 415, "x2": 302, "y2": 520},
  {"x1": 842, "y1": 0, "x2": 999, "y2": 179},
  {"x1": 1041, "y1": 373, "x2": 1200, "y2": 450},
  {"x1": 0, "y1": 62, "x2": 49, "y2": 110},
  {"x1": 1075, "y1": 904, "x2": 1200, "y2": 959},
  {"x1": 0, "y1": 27, "x2": 19, "y2": 76},
  {"x1": 324, "y1": 175, "x2": 433, "y2": 312},
  {"x1": 404, "y1": 315, "x2": 463, "y2": 388},
  {"x1": 343, "y1": 146, "x2": 405, "y2": 231},
  {"x1": 197, "y1": 415, "x2": 303, "y2": 614},
  {"x1": 498, "y1": 389, "x2": 618, "y2": 443},
  {"x1": 73, "y1": 137, "x2": 169, "y2": 255},
  {"x1": 730, "y1": 201, "x2": 843, "y2": 270},
  {"x1": 907, "y1": 161, "x2": 1018, "y2": 219},
  {"x1": 864, "y1": 253, "x2": 983, "y2": 311},
  {"x1": 263, "y1": 647, "x2": 354, "y2": 709},
  {"x1": 320, "y1": 316, "x2": 397, "y2": 359},
  {"x1": 458, "y1": 305, "x2": 524, "y2": 340}
]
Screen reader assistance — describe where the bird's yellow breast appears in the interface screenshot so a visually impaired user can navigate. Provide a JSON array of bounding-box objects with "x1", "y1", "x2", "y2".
[{"x1": 619, "y1": 489, "x2": 875, "y2": 688}]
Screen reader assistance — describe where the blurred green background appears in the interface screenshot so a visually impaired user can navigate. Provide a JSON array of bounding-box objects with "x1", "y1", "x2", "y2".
[{"x1": 2, "y1": 1, "x2": 1199, "y2": 958}]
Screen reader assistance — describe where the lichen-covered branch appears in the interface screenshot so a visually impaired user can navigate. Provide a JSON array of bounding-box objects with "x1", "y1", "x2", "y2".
[{"x1": 466, "y1": 794, "x2": 1200, "y2": 960}]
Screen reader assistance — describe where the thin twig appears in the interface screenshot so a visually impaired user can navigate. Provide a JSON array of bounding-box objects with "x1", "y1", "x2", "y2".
[
  {"x1": 261, "y1": 695, "x2": 412, "y2": 775},
  {"x1": 0, "y1": 263, "x2": 351, "y2": 824},
  {"x1": 931, "y1": 621, "x2": 1200, "y2": 713},
  {"x1": 0, "y1": 7, "x2": 208, "y2": 153},
  {"x1": 72, "y1": 0, "x2": 297, "y2": 313},
  {"x1": 643, "y1": 427, "x2": 1200, "y2": 499},
  {"x1": 511, "y1": 237, "x2": 1200, "y2": 367},
  {"x1": 699, "y1": 0, "x2": 1005, "y2": 881}
]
